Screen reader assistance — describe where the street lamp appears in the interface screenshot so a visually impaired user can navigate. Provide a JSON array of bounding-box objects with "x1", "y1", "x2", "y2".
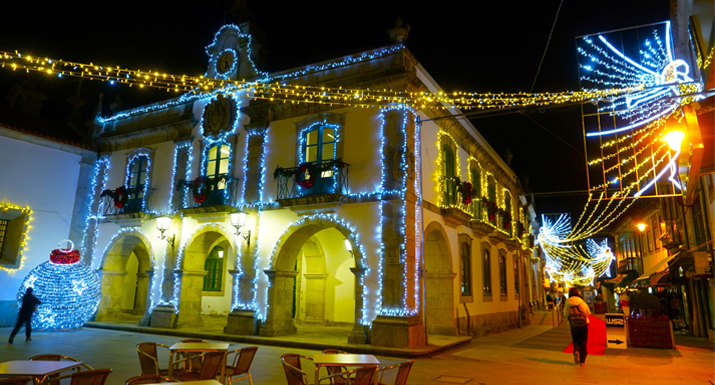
[
  {"x1": 661, "y1": 130, "x2": 685, "y2": 151},
  {"x1": 155, "y1": 216, "x2": 175, "y2": 248},
  {"x1": 636, "y1": 222, "x2": 647, "y2": 232},
  {"x1": 344, "y1": 238, "x2": 353, "y2": 255},
  {"x1": 230, "y1": 210, "x2": 250, "y2": 246}
]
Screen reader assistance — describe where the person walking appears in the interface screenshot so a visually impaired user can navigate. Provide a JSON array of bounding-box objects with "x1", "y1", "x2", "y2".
[
  {"x1": 8, "y1": 287, "x2": 41, "y2": 344},
  {"x1": 564, "y1": 287, "x2": 591, "y2": 366}
]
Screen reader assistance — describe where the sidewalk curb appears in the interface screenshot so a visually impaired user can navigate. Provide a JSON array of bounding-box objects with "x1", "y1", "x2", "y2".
[{"x1": 85, "y1": 322, "x2": 473, "y2": 358}]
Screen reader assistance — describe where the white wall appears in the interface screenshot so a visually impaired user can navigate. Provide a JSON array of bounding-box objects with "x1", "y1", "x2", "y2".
[{"x1": 0, "y1": 136, "x2": 82, "y2": 300}]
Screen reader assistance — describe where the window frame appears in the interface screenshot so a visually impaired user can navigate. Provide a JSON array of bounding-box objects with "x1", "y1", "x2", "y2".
[
  {"x1": 482, "y1": 248, "x2": 492, "y2": 297},
  {"x1": 460, "y1": 242, "x2": 472, "y2": 297},
  {"x1": 498, "y1": 251, "x2": 507, "y2": 297},
  {"x1": 203, "y1": 246, "x2": 225, "y2": 292}
]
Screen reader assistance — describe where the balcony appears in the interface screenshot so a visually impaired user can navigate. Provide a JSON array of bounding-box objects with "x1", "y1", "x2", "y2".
[
  {"x1": 176, "y1": 174, "x2": 240, "y2": 212},
  {"x1": 618, "y1": 258, "x2": 640, "y2": 274},
  {"x1": 274, "y1": 159, "x2": 349, "y2": 206},
  {"x1": 100, "y1": 186, "x2": 154, "y2": 217}
]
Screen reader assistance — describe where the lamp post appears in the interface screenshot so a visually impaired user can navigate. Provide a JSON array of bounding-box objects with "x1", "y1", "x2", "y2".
[
  {"x1": 230, "y1": 210, "x2": 251, "y2": 246},
  {"x1": 155, "y1": 217, "x2": 175, "y2": 248}
]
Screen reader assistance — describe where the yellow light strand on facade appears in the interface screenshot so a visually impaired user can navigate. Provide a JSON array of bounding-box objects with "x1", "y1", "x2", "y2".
[{"x1": 0, "y1": 203, "x2": 33, "y2": 273}]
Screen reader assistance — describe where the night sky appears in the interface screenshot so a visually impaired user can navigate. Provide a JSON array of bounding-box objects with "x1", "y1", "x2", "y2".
[{"x1": 0, "y1": 0, "x2": 670, "y2": 219}]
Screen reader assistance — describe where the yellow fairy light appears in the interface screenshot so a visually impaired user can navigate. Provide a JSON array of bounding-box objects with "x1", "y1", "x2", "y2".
[{"x1": 0, "y1": 203, "x2": 33, "y2": 273}]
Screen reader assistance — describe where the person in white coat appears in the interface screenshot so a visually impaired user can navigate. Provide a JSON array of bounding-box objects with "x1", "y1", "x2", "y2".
[{"x1": 564, "y1": 287, "x2": 591, "y2": 366}]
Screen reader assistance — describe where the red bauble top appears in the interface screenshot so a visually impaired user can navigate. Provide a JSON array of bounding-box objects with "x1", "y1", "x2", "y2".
[{"x1": 50, "y1": 248, "x2": 81, "y2": 264}]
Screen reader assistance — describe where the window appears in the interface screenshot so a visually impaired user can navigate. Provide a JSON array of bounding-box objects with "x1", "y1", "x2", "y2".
[
  {"x1": 442, "y1": 145, "x2": 456, "y2": 206},
  {"x1": 499, "y1": 253, "x2": 507, "y2": 296},
  {"x1": 203, "y1": 246, "x2": 224, "y2": 291},
  {"x1": 514, "y1": 260, "x2": 519, "y2": 297},
  {"x1": 206, "y1": 143, "x2": 230, "y2": 188},
  {"x1": 301, "y1": 125, "x2": 337, "y2": 193},
  {"x1": 0, "y1": 219, "x2": 8, "y2": 255},
  {"x1": 460, "y1": 242, "x2": 472, "y2": 296},
  {"x1": 651, "y1": 216, "x2": 661, "y2": 249},
  {"x1": 127, "y1": 156, "x2": 148, "y2": 208},
  {"x1": 504, "y1": 191, "x2": 512, "y2": 232},
  {"x1": 470, "y1": 167, "x2": 481, "y2": 217},
  {"x1": 483, "y1": 249, "x2": 492, "y2": 296},
  {"x1": 487, "y1": 176, "x2": 497, "y2": 226}
]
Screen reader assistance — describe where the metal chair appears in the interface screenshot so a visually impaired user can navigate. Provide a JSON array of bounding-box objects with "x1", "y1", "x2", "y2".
[
  {"x1": 136, "y1": 342, "x2": 171, "y2": 376},
  {"x1": 321, "y1": 349, "x2": 348, "y2": 384},
  {"x1": 323, "y1": 367, "x2": 376, "y2": 385},
  {"x1": 280, "y1": 353, "x2": 313, "y2": 371},
  {"x1": 172, "y1": 351, "x2": 226, "y2": 382},
  {"x1": 125, "y1": 375, "x2": 178, "y2": 384},
  {"x1": 0, "y1": 378, "x2": 32, "y2": 385},
  {"x1": 281, "y1": 358, "x2": 309, "y2": 385},
  {"x1": 225, "y1": 346, "x2": 258, "y2": 385},
  {"x1": 377, "y1": 360, "x2": 413, "y2": 385},
  {"x1": 179, "y1": 339, "x2": 208, "y2": 373},
  {"x1": 57, "y1": 368, "x2": 112, "y2": 385}
]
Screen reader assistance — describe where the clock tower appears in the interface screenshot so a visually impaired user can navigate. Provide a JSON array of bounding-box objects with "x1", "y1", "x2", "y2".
[{"x1": 204, "y1": 23, "x2": 267, "y2": 82}]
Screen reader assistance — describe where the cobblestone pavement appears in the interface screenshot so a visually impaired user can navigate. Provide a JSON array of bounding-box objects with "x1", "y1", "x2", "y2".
[{"x1": 0, "y1": 325, "x2": 712, "y2": 385}]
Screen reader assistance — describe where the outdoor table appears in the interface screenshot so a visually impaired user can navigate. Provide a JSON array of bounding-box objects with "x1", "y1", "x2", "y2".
[
  {"x1": 313, "y1": 354, "x2": 380, "y2": 385},
  {"x1": 167, "y1": 342, "x2": 230, "y2": 383},
  {"x1": 0, "y1": 360, "x2": 84, "y2": 384},
  {"x1": 143, "y1": 380, "x2": 222, "y2": 385}
]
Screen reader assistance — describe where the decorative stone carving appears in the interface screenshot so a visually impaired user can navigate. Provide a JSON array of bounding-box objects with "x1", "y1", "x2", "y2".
[{"x1": 202, "y1": 94, "x2": 237, "y2": 139}]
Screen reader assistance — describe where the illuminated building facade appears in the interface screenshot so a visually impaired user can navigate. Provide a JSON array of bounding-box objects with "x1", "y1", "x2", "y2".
[{"x1": 81, "y1": 22, "x2": 539, "y2": 348}]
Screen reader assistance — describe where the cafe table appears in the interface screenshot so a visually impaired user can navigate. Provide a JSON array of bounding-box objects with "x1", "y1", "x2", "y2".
[
  {"x1": 313, "y1": 354, "x2": 380, "y2": 385},
  {"x1": 0, "y1": 360, "x2": 84, "y2": 384},
  {"x1": 167, "y1": 342, "x2": 230, "y2": 382},
  {"x1": 144, "y1": 380, "x2": 222, "y2": 385}
]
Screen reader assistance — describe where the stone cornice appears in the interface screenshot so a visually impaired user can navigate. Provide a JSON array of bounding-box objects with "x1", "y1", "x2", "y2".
[{"x1": 97, "y1": 120, "x2": 194, "y2": 152}]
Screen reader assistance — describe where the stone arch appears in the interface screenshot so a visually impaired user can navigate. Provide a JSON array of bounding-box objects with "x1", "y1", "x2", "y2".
[
  {"x1": 96, "y1": 231, "x2": 155, "y2": 323},
  {"x1": 260, "y1": 215, "x2": 366, "y2": 341},
  {"x1": 423, "y1": 221, "x2": 457, "y2": 335},
  {"x1": 175, "y1": 224, "x2": 237, "y2": 328}
]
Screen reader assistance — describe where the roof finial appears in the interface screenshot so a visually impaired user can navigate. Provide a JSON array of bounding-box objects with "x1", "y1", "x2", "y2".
[{"x1": 388, "y1": 17, "x2": 410, "y2": 43}]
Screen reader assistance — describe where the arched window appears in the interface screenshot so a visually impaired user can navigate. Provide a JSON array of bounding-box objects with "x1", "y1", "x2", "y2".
[
  {"x1": 205, "y1": 143, "x2": 230, "y2": 189},
  {"x1": 203, "y1": 246, "x2": 225, "y2": 292},
  {"x1": 487, "y1": 175, "x2": 497, "y2": 225},
  {"x1": 514, "y1": 259, "x2": 519, "y2": 297},
  {"x1": 460, "y1": 242, "x2": 472, "y2": 296},
  {"x1": 499, "y1": 253, "x2": 507, "y2": 296},
  {"x1": 442, "y1": 145, "x2": 456, "y2": 206},
  {"x1": 126, "y1": 155, "x2": 149, "y2": 210},
  {"x1": 482, "y1": 249, "x2": 492, "y2": 296},
  {"x1": 302, "y1": 125, "x2": 336, "y2": 193},
  {"x1": 470, "y1": 166, "x2": 481, "y2": 218}
]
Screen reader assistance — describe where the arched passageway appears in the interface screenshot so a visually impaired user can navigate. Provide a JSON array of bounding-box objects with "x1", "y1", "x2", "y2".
[{"x1": 424, "y1": 222, "x2": 457, "y2": 335}]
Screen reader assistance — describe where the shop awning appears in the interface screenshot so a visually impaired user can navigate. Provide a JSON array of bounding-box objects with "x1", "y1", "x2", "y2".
[
  {"x1": 636, "y1": 252, "x2": 679, "y2": 284},
  {"x1": 649, "y1": 269, "x2": 670, "y2": 286},
  {"x1": 602, "y1": 271, "x2": 638, "y2": 287}
]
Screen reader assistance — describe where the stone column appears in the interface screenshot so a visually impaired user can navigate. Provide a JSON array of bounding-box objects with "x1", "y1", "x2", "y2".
[
  {"x1": 302, "y1": 273, "x2": 327, "y2": 323},
  {"x1": 175, "y1": 270, "x2": 208, "y2": 328},
  {"x1": 81, "y1": 155, "x2": 110, "y2": 264},
  {"x1": 243, "y1": 126, "x2": 267, "y2": 203},
  {"x1": 372, "y1": 108, "x2": 425, "y2": 348},
  {"x1": 224, "y1": 269, "x2": 258, "y2": 335},
  {"x1": 259, "y1": 269, "x2": 298, "y2": 336},
  {"x1": 171, "y1": 137, "x2": 193, "y2": 210},
  {"x1": 138, "y1": 269, "x2": 154, "y2": 326},
  {"x1": 348, "y1": 267, "x2": 369, "y2": 344},
  {"x1": 69, "y1": 153, "x2": 98, "y2": 254},
  {"x1": 95, "y1": 269, "x2": 127, "y2": 321},
  {"x1": 425, "y1": 273, "x2": 458, "y2": 335}
]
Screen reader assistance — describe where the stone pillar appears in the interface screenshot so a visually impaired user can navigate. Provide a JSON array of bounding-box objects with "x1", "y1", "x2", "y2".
[
  {"x1": 69, "y1": 153, "x2": 98, "y2": 253},
  {"x1": 372, "y1": 108, "x2": 425, "y2": 348},
  {"x1": 243, "y1": 126, "x2": 267, "y2": 203},
  {"x1": 81, "y1": 155, "x2": 110, "y2": 264},
  {"x1": 303, "y1": 273, "x2": 327, "y2": 323},
  {"x1": 150, "y1": 305, "x2": 177, "y2": 328},
  {"x1": 138, "y1": 269, "x2": 154, "y2": 326},
  {"x1": 259, "y1": 269, "x2": 298, "y2": 336},
  {"x1": 95, "y1": 269, "x2": 127, "y2": 321},
  {"x1": 175, "y1": 270, "x2": 208, "y2": 328},
  {"x1": 425, "y1": 273, "x2": 458, "y2": 335},
  {"x1": 224, "y1": 269, "x2": 258, "y2": 335},
  {"x1": 171, "y1": 137, "x2": 193, "y2": 210},
  {"x1": 348, "y1": 267, "x2": 369, "y2": 344}
]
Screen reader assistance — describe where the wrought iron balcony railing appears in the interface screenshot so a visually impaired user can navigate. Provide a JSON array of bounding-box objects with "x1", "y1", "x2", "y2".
[
  {"x1": 618, "y1": 257, "x2": 640, "y2": 274},
  {"x1": 100, "y1": 185, "x2": 154, "y2": 216},
  {"x1": 274, "y1": 159, "x2": 349, "y2": 200},
  {"x1": 176, "y1": 174, "x2": 240, "y2": 209}
]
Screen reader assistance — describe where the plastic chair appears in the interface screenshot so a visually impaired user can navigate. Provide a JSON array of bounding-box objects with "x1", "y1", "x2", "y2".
[
  {"x1": 56, "y1": 368, "x2": 112, "y2": 385},
  {"x1": 0, "y1": 378, "x2": 32, "y2": 385},
  {"x1": 29, "y1": 354, "x2": 95, "y2": 370},
  {"x1": 377, "y1": 360, "x2": 413, "y2": 385},
  {"x1": 125, "y1": 375, "x2": 178, "y2": 384},
  {"x1": 225, "y1": 346, "x2": 258, "y2": 385},
  {"x1": 172, "y1": 351, "x2": 226, "y2": 382},
  {"x1": 136, "y1": 342, "x2": 171, "y2": 376}
]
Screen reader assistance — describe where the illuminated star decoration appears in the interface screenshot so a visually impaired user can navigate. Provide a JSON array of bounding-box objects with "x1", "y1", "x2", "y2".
[
  {"x1": 72, "y1": 280, "x2": 88, "y2": 295},
  {"x1": 23, "y1": 275, "x2": 37, "y2": 290}
]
